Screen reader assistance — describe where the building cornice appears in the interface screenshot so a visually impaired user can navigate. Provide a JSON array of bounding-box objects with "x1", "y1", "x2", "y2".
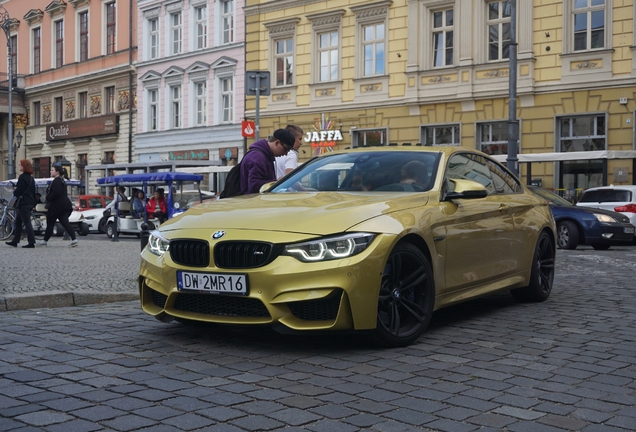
[
  {"x1": 245, "y1": 0, "x2": 323, "y2": 17},
  {"x1": 68, "y1": 0, "x2": 90, "y2": 9},
  {"x1": 45, "y1": 1, "x2": 67, "y2": 19},
  {"x1": 24, "y1": 9, "x2": 44, "y2": 26}
]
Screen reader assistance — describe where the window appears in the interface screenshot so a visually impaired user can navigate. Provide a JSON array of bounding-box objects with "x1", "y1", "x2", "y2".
[
  {"x1": 170, "y1": 86, "x2": 181, "y2": 128},
  {"x1": 105, "y1": 86, "x2": 115, "y2": 114},
  {"x1": 33, "y1": 102, "x2": 41, "y2": 126},
  {"x1": 195, "y1": 6, "x2": 207, "y2": 49},
  {"x1": 573, "y1": 0, "x2": 605, "y2": 51},
  {"x1": 422, "y1": 124, "x2": 460, "y2": 146},
  {"x1": 55, "y1": 97, "x2": 63, "y2": 122},
  {"x1": 445, "y1": 153, "x2": 521, "y2": 196},
  {"x1": 432, "y1": 9, "x2": 453, "y2": 67},
  {"x1": 558, "y1": 115, "x2": 606, "y2": 152},
  {"x1": 362, "y1": 23, "x2": 385, "y2": 76},
  {"x1": 220, "y1": 77, "x2": 233, "y2": 123},
  {"x1": 148, "y1": 89, "x2": 158, "y2": 131},
  {"x1": 487, "y1": 0, "x2": 511, "y2": 61},
  {"x1": 79, "y1": 11, "x2": 89, "y2": 62},
  {"x1": 79, "y1": 92, "x2": 88, "y2": 118},
  {"x1": 194, "y1": 82, "x2": 206, "y2": 126},
  {"x1": 352, "y1": 128, "x2": 388, "y2": 147},
  {"x1": 55, "y1": 20, "x2": 64, "y2": 68},
  {"x1": 10, "y1": 35, "x2": 16, "y2": 77},
  {"x1": 32, "y1": 28, "x2": 41, "y2": 74},
  {"x1": 221, "y1": 0, "x2": 234, "y2": 44},
  {"x1": 318, "y1": 31, "x2": 339, "y2": 82},
  {"x1": 106, "y1": 2, "x2": 116, "y2": 54},
  {"x1": 275, "y1": 38, "x2": 294, "y2": 86},
  {"x1": 478, "y1": 121, "x2": 518, "y2": 155},
  {"x1": 170, "y1": 12, "x2": 182, "y2": 55},
  {"x1": 148, "y1": 18, "x2": 159, "y2": 59}
]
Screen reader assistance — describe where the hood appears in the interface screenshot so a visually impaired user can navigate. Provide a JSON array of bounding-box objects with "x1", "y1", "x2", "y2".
[{"x1": 161, "y1": 192, "x2": 429, "y2": 235}]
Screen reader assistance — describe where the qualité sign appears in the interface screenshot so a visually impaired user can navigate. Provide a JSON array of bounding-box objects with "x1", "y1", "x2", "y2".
[{"x1": 46, "y1": 114, "x2": 119, "y2": 142}]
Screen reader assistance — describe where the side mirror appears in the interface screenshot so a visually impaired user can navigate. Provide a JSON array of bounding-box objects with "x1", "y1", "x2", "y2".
[
  {"x1": 259, "y1": 181, "x2": 277, "y2": 193},
  {"x1": 443, "y1": 178, "x2": 488, "y2": 201}
]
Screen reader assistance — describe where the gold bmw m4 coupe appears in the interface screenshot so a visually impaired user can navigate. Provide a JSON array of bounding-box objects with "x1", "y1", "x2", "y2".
[{"x1": 139, "y1": 147, "x2": 556, "y2": 347}]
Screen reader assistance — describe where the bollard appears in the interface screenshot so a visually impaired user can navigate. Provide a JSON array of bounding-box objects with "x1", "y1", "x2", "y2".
[{"x1": 140, "y1": 222, "x2": 150, "y2": 251}]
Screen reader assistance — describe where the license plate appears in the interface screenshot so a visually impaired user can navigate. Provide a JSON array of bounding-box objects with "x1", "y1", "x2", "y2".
[
  {"x1": 625, "y1": 227, "x2": 635, "y2": 234},
  {"x1": 177, "y1": 271, "x2": 248, "y2": 295}
]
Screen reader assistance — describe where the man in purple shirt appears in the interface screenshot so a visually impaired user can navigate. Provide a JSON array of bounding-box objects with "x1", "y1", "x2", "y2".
[{"x1": 240, "y1": 129, "x2": 296, "y2": 194}]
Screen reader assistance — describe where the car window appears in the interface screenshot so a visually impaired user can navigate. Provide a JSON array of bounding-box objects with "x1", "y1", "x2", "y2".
[
  {"x1": 88, "y1": 198, "x2": 103, "y2": 208},
  {"x1": 485, "y1": 160, "x2": 522, "y2": 194},
  {"x1": 272, "y1": 151, "x2": 439, "y2": 193},
  {"x1": 80, "y1": 199, "x2": 87, "y2": 208},
  {"x1": 445, "y1": 153, "x2": 496, "y2": 194},
  {"x1": 578, "y1": 189, "x2": 632, "y2": 203}
]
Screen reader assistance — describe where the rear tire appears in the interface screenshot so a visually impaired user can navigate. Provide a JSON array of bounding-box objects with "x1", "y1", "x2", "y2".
[
  {"x1": 52, "y1": 223, "x2": 63, "y2": 237},
  {"x1": 511, "y1": 231, "x2": 555, "y2": 302},
  {"x1": 373, "y1": 242, "x2": 435, "y2": 347},
  {"x1": 557, "y1": 221, "x2": 578, "y2": 250},
  {"x1": 106, "y1": 222, "x2": 115, "y2": 238}
]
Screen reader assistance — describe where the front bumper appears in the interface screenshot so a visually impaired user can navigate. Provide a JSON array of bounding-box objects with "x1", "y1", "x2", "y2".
[
  {"x1": 590, "y1": 222, "x2": 635, "y2": 245},
  {"x1": 138, "y1": 229, "x2": 396, "y2": 332}
]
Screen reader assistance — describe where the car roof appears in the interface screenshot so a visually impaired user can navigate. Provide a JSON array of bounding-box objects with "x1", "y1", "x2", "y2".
[{"x1": 582, "y1": 185, "x2": 636, "y2": 192}]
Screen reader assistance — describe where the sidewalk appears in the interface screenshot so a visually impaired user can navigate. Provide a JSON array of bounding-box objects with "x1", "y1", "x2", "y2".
[{"x1": 0, "y1": 235, "x2": 141, "y2": 311}]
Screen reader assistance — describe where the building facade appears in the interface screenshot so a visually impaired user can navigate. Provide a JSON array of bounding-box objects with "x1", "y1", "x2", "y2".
[
  {"x1": 0, "y1": 0, "x2": 137, "y2": 189},
  {"x1": 135, "y1": 0, "x2": 245, "y2": 168},
  {"x1": 245, "y1": 0, "x2": 636, "y2": 194}
]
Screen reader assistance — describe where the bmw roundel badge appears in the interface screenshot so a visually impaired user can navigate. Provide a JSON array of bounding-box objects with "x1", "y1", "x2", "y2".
[{"x1": 212, "y1": 230, "x2": 226, "y2": 239}]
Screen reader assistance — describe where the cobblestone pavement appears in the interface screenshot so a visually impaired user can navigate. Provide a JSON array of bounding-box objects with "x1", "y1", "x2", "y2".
[
  {"x1": 0, "y1": 236, "x2": 140, "y2": 311},
  {"x1": 1, "y1": 241, "x2": 636, "y2": 431}
]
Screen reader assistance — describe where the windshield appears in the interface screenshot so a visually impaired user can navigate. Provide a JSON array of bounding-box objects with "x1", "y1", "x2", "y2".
[
  {"x1": 271, "y1": 151, "x2": 440, "y2": 193},
  {"x1": 530, "y1": 187, "x2": 573, "y2": 207},
  {"x1": 578, "y1": 189, "x2": 632, "y2": 203}
]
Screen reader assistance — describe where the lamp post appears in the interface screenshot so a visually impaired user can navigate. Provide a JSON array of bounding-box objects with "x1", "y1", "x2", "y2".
[
  {"x1": 0, "y1": 5, "x2": 14, "y2": 180},
  {"x1": 506, "y1": 0, "x2": 519, "y2": 177}
]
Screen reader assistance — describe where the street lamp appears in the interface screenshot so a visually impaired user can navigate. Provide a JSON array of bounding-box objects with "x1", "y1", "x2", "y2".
[{"x1": 0, "y1": 5, "x2": 15, "y2": 180}]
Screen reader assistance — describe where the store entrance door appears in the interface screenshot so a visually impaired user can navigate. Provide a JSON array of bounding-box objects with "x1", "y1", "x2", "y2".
[{"x1": 559, "y1": 160, "x2": 606, "y2": 202}]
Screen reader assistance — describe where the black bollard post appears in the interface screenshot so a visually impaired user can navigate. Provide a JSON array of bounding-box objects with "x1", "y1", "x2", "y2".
[{"x1": 140, "y1": 222, "x2": 150, "y2": 251}]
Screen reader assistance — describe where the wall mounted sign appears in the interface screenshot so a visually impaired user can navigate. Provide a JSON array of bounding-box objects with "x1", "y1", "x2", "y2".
[
  {"x1": 305, "y1": 115, "x2": 343, "y2": 155},
  {"x1": 46, "y1": 114, "x2": 119, "y2": 141},
  {"x1": 241, "y1": 120, "x2": 255, "y2": 137},
  {"x1": 169, "y1": 149, "x2": 209, "y2": 160}
]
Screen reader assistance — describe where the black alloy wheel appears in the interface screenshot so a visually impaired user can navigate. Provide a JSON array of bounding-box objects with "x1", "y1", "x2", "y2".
[
  {"x1": 511, "y1": 231, "x2": 555, "y2": 302},
  {"x1": 374, "y1": 242, "x2": 435, "y2": 347}
]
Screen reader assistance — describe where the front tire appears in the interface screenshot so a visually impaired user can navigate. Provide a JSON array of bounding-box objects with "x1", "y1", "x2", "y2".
[
  {"x1": 557, "y1": 221, "x2": 579, "y2": 250},
  {"x1": 78, "y1": 222, "x2": 90, "y2": 236},
  {"x1": 511, "y1": 231, "x2": 555, "y2": 302},
  {"x1": 98, "y1": 217, "x2": 108, "y2": 234},
  {"x1": 0, "y1": 217, "x2": 14, "y2": 240},
  {"x1": 374, "y1": 242, "x2": 435, "y2": 347}
]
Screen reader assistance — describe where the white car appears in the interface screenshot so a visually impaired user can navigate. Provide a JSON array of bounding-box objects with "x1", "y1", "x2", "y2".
[
  {"x1": 32, "y1": 204, "x2": 91, "y2": 237},
  {"x1": 576, "y1": 185, "x2": 636, "y2": 240},
  {"x1": 80, "y1": 208, "x2": 108, "y2": 232}
]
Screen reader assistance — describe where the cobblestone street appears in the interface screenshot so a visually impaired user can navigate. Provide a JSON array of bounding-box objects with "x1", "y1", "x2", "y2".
[{"x1": 1, "y1": 238, "x2": 636, "y2": 431}]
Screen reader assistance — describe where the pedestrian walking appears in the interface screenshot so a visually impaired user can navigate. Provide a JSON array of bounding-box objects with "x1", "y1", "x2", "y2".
[
  {"x1": 39, "y1": 165, "x2": 78, "y2": 247},
  {"x1": 5, "y1": 159, "x2": 37, "y2": 248},
  {"x1": 240, "y1": 128, "x2": 296, "y2": 194}
]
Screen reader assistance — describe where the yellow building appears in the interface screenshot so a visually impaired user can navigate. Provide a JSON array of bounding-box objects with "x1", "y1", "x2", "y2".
[{"x1": 245, "y1": 0, "x2": 636, "y2": 196}]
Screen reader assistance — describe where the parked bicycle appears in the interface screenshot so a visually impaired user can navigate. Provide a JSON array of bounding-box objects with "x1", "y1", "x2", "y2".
[{"x1": 0, "y1": 198, "x2": 16, "y2": 241}]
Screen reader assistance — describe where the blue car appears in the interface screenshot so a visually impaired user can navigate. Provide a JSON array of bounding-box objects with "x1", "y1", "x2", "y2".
[{"x1": 530, "y1": 187, "x2": 635, "y2": 250}]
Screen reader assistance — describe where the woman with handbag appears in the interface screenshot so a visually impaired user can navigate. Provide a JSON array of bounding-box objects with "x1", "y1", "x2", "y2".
[
  {"x1": 38, "y1": 165, "x2": 78, "y2": 247},
  {"x1": 5, "y1": 159, "x2": 37, "y2": 248}
]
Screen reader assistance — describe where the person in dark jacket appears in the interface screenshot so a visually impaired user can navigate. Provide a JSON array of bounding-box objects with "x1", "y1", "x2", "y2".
[
  {"x1": 39, "y1": 165, "x2": 78, "y2": 247},
  {"x1": 5, "y1": 159, "x2": 37, "y2": 248},
  {"x1": 239, "y1": 129, "x2": 295, "y2": 195}
]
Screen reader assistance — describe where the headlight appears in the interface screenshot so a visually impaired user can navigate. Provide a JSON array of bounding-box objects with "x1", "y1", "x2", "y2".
[
  {"x1": 283, "y1": 233, "x2": 375, "y2": 262},
  {"x1": 594, "y1": 213, "x2": 618, "y2": 223},
  {"x1": 148, "y1": 230, "x2": 170, "y2": 256}
]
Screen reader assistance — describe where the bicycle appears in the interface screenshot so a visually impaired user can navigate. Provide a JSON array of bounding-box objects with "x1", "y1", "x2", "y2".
[{"x1": 0, "y1": 198, "x2": 16, "y2": 241}]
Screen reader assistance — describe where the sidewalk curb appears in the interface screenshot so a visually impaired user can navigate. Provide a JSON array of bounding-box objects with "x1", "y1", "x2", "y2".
[{"x1": 0, "y1": 291, "x2": 139, "y2": 312}]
